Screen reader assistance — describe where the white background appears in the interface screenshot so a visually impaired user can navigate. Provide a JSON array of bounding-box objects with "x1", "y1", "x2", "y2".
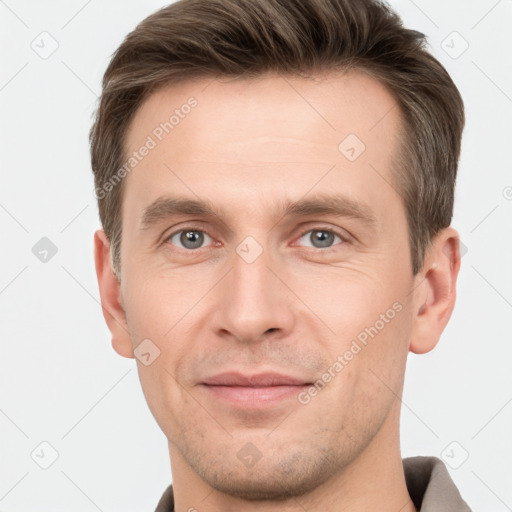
[{"x1": 0, "y1": 0, "x2": 511, "y2": 510}]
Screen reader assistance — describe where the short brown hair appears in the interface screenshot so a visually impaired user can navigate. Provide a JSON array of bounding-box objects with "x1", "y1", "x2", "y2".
[{"x1": 90, "y1": 0, "x2": 465, "y2": 276}]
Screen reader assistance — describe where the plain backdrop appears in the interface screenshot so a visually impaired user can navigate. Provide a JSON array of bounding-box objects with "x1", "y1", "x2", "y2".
[{"x1": 1, "y1": 0, "x2": 511, "y2": 510}]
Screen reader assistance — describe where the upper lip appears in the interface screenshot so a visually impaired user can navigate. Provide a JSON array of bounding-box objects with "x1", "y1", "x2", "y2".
[{"x1": 202, "y1": 372, "x2": 310, "y2": 387}]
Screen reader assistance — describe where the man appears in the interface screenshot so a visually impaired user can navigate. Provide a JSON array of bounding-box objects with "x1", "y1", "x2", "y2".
[{"x1": 90, "y1": 0, "x2": 471, "y2": 510}]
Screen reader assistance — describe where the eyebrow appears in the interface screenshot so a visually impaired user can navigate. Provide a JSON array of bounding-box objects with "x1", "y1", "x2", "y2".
[{"x1": 139, "y1": 193, "x2": 377, "y2": 231}]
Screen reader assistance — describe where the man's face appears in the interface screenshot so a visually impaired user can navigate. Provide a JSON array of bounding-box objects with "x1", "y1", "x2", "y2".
[{"x1": 117, "y1": 71, "x2": 420, "y2": 498}]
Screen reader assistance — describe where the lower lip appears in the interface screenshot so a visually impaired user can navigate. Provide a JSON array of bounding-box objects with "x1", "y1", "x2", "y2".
[{"x1": 201, "y1": 384, "x2": 309, "y2": 407}]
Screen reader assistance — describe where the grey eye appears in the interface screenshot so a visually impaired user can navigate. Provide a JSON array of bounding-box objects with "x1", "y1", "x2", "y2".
[
  {"x1": 298, "y1": 229, "x2": 342, "y2": 249},
  {"x1": 169, "y1": 229, "x2": 212, "y2": 250}
]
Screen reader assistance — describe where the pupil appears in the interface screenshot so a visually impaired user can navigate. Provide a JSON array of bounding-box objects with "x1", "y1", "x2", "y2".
[
  {"x1": 312, "y1": 230, "x2": 333, "y2": 248},
  {"x1": 181, "y1": 230, "x2": 203, "y2": 249}
]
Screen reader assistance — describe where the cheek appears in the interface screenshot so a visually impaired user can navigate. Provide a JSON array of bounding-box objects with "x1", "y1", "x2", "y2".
[
  {"x1": 122, "y1": 271, "x2": 207, "y2": 416},
  {"x1": 297, "y1": 268, "x2": 405, "y2": 340},
  {"x1": 299, "y1": 268, "x2": 412, "y2": 396},
  {"x1": 135, "y1": 364, "x2": 187, "y2": 439},
  {"x1": 123, "y1": 269, "x2": 193, "y2": 341}
]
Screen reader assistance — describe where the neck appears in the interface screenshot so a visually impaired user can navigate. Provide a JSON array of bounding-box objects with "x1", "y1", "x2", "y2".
[{"x1": 169, "y1": 400, "x2": 416, "y2": 512}]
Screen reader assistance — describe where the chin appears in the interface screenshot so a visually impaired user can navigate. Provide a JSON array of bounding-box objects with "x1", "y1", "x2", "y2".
[{"x1": 189, "y1": 450, "x2": 335, "y2": 502}]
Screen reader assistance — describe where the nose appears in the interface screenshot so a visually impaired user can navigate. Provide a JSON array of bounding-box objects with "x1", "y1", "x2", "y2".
[{"x1": 211, "y1": 242, "x2": 295, "y2": 345}]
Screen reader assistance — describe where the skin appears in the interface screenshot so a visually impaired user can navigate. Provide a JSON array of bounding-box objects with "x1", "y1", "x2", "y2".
[{"x1": 94, "y1": 70, "x2": 461, "y2": 512}]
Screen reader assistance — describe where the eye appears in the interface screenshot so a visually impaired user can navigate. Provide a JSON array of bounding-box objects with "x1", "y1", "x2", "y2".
[
  {"x1": 163, "y1": 226, "x2": 347, "y2": 252},
  {"x1": 166, "y1": 229, "x2": 213, "y2": 250},
  {"x1": 296, "y1": 228, "x2": 345, "y2": 250}
]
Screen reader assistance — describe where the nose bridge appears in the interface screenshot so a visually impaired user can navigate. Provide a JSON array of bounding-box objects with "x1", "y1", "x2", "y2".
[
  {"x1": 232, "y1": 241, "x2": 272, "y2": 303},
  {"x1": 214, "y1": 238, "x2": 292, "y2": 342},
  {"x1": 232, "y1": 239, "x2": 277, "y2": 313}
]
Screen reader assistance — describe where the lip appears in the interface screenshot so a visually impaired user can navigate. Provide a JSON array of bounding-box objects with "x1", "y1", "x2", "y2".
[
  {"x1": 202, "y1": 372, "x2": 309, "y2": 387},
  {"x1": 200, "y1": 372, "x2": 311, "y2": 408}
]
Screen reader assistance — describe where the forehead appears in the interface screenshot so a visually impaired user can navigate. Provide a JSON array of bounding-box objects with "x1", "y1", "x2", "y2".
[
  {"x1": 124, "y1": 69, "x2": 401, "y2": 162},
  {"x1": 121, "y1": 70, "x2": 403, "y2": 225}
]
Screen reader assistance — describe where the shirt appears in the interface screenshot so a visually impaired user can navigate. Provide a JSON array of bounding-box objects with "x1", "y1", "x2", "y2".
[{"x1": 154, "y1": 456, "x2": 472, "y2": 511}]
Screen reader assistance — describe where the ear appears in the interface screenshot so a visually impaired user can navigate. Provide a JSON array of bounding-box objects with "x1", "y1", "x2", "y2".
[
  {"x1": 94, "y1": 229, "x2": 134, "y2": 359},
  {"x1": 409, "y1": 227, "x2": 461, "y2": 354}
]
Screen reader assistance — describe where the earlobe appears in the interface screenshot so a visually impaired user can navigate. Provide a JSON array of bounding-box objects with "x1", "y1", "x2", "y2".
[
  {"x1": 409, "y1": 228, "x2": 461, "y2": 355},
  {"x1": 93, "y1": 229, "x2": 135, "y2": 359}
]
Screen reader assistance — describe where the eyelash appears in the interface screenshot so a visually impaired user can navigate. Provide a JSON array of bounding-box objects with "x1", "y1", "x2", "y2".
[{"x1": 163, "y1": 225, "x2": 348, "y2": 253}]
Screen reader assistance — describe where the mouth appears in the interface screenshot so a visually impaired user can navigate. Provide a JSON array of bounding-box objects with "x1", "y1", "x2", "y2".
[{"x1": 200, "y1": 372, "x2": 312, "y2": 408}]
